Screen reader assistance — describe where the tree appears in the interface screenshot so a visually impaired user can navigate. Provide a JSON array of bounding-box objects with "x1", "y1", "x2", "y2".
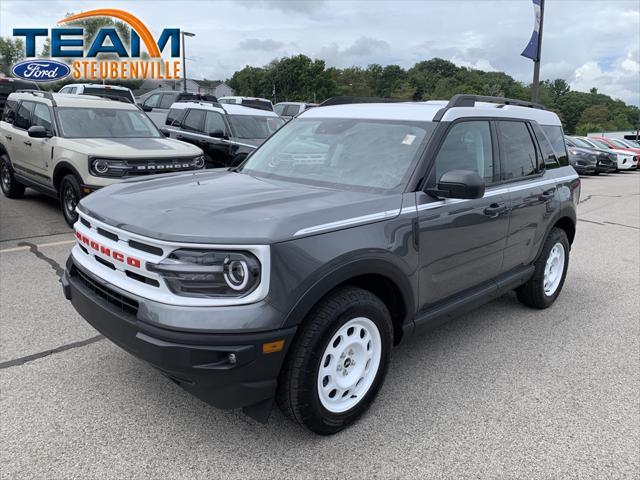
[{"x1": 0, "y1": 37, "x2": 25, "y2": 75}]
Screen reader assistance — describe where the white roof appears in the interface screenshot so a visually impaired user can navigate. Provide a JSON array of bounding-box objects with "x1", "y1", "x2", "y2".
[
  {"x1": 8, "y1": 92, "x2": 139, "y2": 109},
  {"x1": 169, "y1": 101, "x2": 279, "y2": 117},
  {"x1": 300, "y1": 100, "x2": 562, "y2": 126},
  {"x1": 219, "y1": 96, "x2": 271, "y2": 102},
  {"x1": 64, "y1": 83, "x2": 132, "y2": 91}
]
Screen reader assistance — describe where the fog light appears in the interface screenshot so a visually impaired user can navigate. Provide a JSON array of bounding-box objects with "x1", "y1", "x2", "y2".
[{"x1": 228, "y1": 353, "x2": 237, "y2": 365}]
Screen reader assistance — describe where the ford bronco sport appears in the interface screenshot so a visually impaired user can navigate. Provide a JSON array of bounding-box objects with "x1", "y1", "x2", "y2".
[
  {"x1": 62, "y1": 95, "x2": 579, "y2": 434},
  {"x1": 0, "y1": 91, "x2": 205, "y2": 226}
]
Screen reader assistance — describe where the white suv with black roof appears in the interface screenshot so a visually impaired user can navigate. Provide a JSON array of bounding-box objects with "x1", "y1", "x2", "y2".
[{"x1": 0, "y1": 91, "x2": 204, "y2": 226}]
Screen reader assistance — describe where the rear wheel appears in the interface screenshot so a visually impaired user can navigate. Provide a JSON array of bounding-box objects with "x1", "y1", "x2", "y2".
[
  {"x1": 0, "y1": 155, "x2": 25, "y2": 199},
  {"x1": 59, "y1": 174, "x2": 81, "y2": 227},
  {"x1": 277, "y1": 286, "x2": 393, "y2": 435},
  {"x1": 516, "y1": 227, "x2": 570, "y2": 309}
]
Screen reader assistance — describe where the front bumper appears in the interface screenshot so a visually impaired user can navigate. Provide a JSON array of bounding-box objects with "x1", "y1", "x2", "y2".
[
  {"x1": 62, "y1": 257, "x2": 296, "y2": 417},
  {"x1": 572, "y1": 164, "x2": 597, "y2": 175}
]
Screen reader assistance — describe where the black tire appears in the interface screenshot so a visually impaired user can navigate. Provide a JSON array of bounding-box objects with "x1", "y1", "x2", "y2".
[
  {"x1": 0, "y1": 155, "x2": 25, "y2": 199},
  {"x1": 516, "y1": 227, "x2": 570, "y2": 309},
  {"x1": 59, "y1": 174, "x2": 81, "y2": 227},
  {"x1": 277, "y1": 286, "x2": 393, "y2": 435}
]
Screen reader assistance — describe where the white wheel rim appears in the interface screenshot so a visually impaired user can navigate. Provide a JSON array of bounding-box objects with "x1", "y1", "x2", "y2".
[
  {"x1": 317, "y1": 317, "x2": 382, "y2": 413},
  {"x1": 543, "y1": 242, "x2": 565, "y2": 296}
]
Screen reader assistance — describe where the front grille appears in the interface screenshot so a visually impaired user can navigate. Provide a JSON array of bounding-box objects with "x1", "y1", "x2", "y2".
[{"x1": 73, "y1": 266, "x2": 139, "y2": 316}]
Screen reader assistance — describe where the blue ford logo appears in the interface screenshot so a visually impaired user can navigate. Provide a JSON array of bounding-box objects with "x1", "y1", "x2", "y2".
[{"x1": 11, "y1": 59, "x2": 71, "y2": 82}]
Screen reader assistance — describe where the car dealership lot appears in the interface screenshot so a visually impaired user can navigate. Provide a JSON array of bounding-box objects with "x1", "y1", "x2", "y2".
[{"x1": 1, "y1": 173, "x2": 638, "y2": 478}]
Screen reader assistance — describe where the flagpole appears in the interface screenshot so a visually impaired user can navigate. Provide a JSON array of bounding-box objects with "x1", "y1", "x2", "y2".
[{"x1": 531, "y1": 0, "x2": 545, "y2": 103}]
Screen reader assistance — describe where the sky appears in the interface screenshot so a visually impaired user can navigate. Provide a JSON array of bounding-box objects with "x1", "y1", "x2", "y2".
[{"x1": 1, "y1": 0, "x2": 639, "y2": 105}]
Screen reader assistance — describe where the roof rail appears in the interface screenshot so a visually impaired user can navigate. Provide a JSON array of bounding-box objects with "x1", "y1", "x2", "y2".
[
  {"x1": 433, "y1": 94, "x2": 545, "y2": 121},
  {"x1": 319, "y1": 96, "x2": 407, "y2": 107},
  {"x1": 15, "y1": 89, "x2": 57, "y2": 107}
]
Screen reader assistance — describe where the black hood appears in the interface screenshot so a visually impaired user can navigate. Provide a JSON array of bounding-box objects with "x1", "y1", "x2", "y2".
[{"x1": 78, "y1": 170, "x2": 403, "y2": 244}]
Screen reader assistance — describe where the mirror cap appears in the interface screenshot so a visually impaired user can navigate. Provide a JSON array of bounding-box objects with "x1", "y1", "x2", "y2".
[
  {"x1": 427, "y1": 169, "x2": 485, "y2": 199},
  {"x1": 27, "y1": 125, "x2": 48, "y2": 138}
]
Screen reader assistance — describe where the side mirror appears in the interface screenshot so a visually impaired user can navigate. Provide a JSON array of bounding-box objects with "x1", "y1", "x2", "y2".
[
  {"x1": 159, "y1": 128, "x2": 170, "y2": 137},
  {"x1": 141, "y1": 104, "x2": 153, "y2": 112},
  {"x1": 28, "y1": 125, "x2": 48, "y2": 138},
  {"x1": 426, "y1": 169, "x2": 485, "y2": 199}
]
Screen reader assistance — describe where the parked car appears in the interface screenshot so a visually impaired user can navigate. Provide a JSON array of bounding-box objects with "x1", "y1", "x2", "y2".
[
  {"x1": 58, "y1": 83, "x2": 136, "y2": 104},
  {"x1": 62, "y1": 94, "x2": 579, "y2": 434},
  {"x1": 162, "y1": 101, "x2": 284, "y2": 167},
  {"x1": 564, "y1": 137, "x2": 618, "y2": 173},
  {"x1": 588, "y1": 136, "x2": 640, "y2": 155},
  {"x1": 141, "y1": 91, "x2": 218, "y2": 126},
  {"x1": 0, "y1": 91, "x2": 205, "y2": 226},
  {"x1": 274, "y1": 101, "x2": 318, "y2": 121},
  {"x1": 578, "y1": 137, "x2": 638, "y2": 171},
  {"x1": 0, "y1": 77, "x2": 39, "y2": 111},
  {"x1": 218, "y1": 96, "x2": 274, "y2": 111}
]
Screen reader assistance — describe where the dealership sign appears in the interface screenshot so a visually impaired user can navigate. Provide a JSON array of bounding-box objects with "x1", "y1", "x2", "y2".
[
  {"x1": 11, "y1": 59, "x2": 71, "y2": 82},
  {"x1": 12, "y1": 8, "x2": 182, "y2": 81}
]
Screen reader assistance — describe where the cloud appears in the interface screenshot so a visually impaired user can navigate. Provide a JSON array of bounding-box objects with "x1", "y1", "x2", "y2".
[
  {"x1": 343, "y1": 37, "x2": 390, "y2": 57},
  {"x1": 239, "y1": 38, "x2": 284, "y2": 52},
  {"x1": 317, "y1": 37, "x2": 392, "y2": 68},
  {"x1": 234, "y1": 0, "x2": 327, "y2": 14}
]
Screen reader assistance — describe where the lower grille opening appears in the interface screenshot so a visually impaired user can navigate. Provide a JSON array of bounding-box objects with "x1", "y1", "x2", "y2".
[
  {"x1": 73, "y1": 266, "x2": 139, "y2": 316},
  {"x1": 128, "y1": 239, "x2": 163, "y2": 256},
  {"x1": 94, "y1": 255, "x2": 116, "y2": 270},
  {"x1": 97, "y1": 227, "x2": 119, "y2": 242},
  {"x1": 125, "y1": 270, "x2": 160, "y2": 287},
  {"x1": 80, "y1": 218, "x2": 91, "y2": 229}
]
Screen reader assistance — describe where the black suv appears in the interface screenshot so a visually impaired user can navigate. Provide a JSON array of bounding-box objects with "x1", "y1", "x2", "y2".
[
  {"x1": 0, "y1": 77, "x2": 39, "y2": 111},
  {"x1": 141, "y1": 91, "x2": 218, "y2": 126},
  {"x1": 162, "y1": 101, "x2": 284, "y2": 168},
  {"x1": 62, "y1": 95, "x2": 579, "y2": 435}
]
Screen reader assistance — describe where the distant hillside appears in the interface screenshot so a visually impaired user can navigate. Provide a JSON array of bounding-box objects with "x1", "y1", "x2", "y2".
[{"x1": 227, "y1": 56, "x2": 639, "y2": 135}]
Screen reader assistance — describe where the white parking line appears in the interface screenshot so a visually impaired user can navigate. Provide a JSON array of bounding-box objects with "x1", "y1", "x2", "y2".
[{"x1": 0, "y1": 239, "x2": 75, "y2": 254}]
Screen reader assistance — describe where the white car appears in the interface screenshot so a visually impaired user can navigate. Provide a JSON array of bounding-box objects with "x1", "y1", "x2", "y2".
[
  {"x1": 58, "y1": 83, "x2": 136, "y2": 104},
  {"x1": 580, "y1": 137, "x2": 638, "y2": 170},
  {"x1": 274, "y1": 102, "x2": 318, "y2": 121},
  {"x1": 218, "y1": 96, "x2": 273, "y2": 111}
]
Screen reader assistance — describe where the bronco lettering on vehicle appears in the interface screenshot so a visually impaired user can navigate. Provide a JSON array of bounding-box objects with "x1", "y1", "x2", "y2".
[{"x1": 75, "y1": 231, "x2": 141, "y2": 268}]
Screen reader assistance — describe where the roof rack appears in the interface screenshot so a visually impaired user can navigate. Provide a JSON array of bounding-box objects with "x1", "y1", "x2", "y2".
[
  {"x1": 433, "y1": 94, "x2": 545, "y2": 121},
  {"x1": 15, "y1": 89, "x2": 57, "y2": 107},
  {"x1": 319, "y1": 96, "x2": 407, "y2": 107}
]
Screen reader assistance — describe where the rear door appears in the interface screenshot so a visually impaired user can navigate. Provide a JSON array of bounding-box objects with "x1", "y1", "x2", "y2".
[
  {"x1": 6, "y1": 100, "x2": 37, "y2": 179},
  {"x1": 202, "y1": 110, "x2": 232, "y2": 167},
  {"x1": 497, "y1": 120, "x2": 556, "y2": 271},
  {"x1": 418, "y1": 119, "x2": 510, "y2": 305},
  {"x1": 173, "y1": 108, "x2": 206, "y2": 147}
]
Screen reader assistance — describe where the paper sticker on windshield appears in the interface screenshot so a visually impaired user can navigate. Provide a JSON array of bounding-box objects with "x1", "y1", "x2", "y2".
[{"x1": 402, "y1": 134, "x2": 416, "y2": 145}]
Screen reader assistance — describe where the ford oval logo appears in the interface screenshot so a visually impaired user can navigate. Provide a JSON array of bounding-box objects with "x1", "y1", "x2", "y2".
[{"x1": 11, "y1": 60, "x2": 71, "y2": 82}]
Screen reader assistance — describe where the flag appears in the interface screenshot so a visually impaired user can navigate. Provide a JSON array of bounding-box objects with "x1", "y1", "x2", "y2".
[{"x1": 521, "y1": 0, "x2": 542, "y2": 61}]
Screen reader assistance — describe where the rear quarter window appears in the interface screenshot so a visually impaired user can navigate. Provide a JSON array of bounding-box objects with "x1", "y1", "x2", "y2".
[
  {"x1": 2, "y1": 99, "x2": 17, "y2": 122},
  {"x1": 541, "y1": 125, "x2": 569, "y2": 166},
  {"x1": 165, "y1": 108, "x2": 185, "y2": 126}
]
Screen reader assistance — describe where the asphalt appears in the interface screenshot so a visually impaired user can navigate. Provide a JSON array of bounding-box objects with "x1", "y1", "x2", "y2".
[{"x1": 0, "y1": 171, "x2": 638, "y2": 479}]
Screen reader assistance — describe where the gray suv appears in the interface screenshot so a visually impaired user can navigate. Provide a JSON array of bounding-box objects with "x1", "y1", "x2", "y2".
[{"x1": 62, "y1": 95, "x2": 579, "y2": 435}]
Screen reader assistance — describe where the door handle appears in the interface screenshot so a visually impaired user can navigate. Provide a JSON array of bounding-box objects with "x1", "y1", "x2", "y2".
[
  {"x1": 538, "y1": 188, "x2": 555, "y2": 201},
  {"x1": 484, "y1": 203, "x2": 507, "y2": 218},
  {"x1": 23, "y1": 141, "x2": 32, "y2": 146},
  {"x1": 4, "y1": 135, "x2": 11, "y2": 141}
]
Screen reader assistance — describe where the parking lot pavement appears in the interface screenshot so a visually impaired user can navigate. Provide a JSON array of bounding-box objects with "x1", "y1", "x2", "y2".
[{"x1": 1, "y1": 172, "x2": 638, "y2": 479}]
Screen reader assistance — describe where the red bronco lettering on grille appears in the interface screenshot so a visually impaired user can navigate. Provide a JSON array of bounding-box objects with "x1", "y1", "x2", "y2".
[{"x1": 75, "y1": 231, "x2": 142, "y2": 268}]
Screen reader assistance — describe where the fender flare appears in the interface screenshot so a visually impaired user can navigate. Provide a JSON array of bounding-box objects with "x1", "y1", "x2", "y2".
[
  {"x1": 52, "y1": 161, "x2": 83, "y2": 190},
  {"x1": 281, "y1": 253, "x2": 416, "y2": 331},
  {"x1": 535, "y1": 205, "x2": 577, "y2": 260}
]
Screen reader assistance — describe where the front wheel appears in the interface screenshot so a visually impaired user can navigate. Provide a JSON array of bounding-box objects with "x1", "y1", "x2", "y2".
[
  {"x1": 0, "y1": 155, "x2": 25, "y2": 199},
  {"x1": 516, "y1": 227, "x2": 570, "y2": 309},
  {"x1": 59, "y1": 174, "x2": 81, "y2": 227},
  {"x1": 277, "y1": 287, "x2": 393, "y2": 435}
]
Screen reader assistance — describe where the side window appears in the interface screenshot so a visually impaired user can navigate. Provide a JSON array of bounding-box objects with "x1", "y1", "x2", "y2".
[
  {"x1": 68, "y1": 87, "x2": 77, "y2": 94},
  {"x1": 59, "y1": 87, "x2": 69, "y2": 94},
  {"x1": 497, "y1": 121, "x2": 540, "y2": 181},
  {"x1": 204, "y1": 111, "x2": 226, "y2": 136},
  {"x1": 274, "y1": 104, "x2": 286, "y2": 116},
  {"x1": 32, "y1": 103, "x2": 53, "y2": 134},
  {"x1": 144, "y1": 94, "x2": 161, "y2": 108},
  {"x1": 540, "y1": 125, "x2": 569, "y2": 166},
  {"x1": 181, "y1": 109, "x2": 206, "y2": 133},
  {"x1": 14, "y1": 101, "x2": 35, "y2": 129},
  {"x1": 159, "y1": 93, "x2": 177, "y2": 109},
  {"x1": 2, "y1": 99, "x2": 17, "y2": 123},
  {"x1": 434, "y1": 121, "x2": 496, "y2": 184},
  {"x1": 165, "y1": 108, "x2": 184, "y2": 126}
]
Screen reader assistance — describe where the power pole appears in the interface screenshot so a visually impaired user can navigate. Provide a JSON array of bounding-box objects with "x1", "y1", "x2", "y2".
[
  {"x1": 531, "y1": 0, "x2": 545, "y2": 103},
  {"x1": 181, "y1": 31, "x2": 195, "y2": 92}
]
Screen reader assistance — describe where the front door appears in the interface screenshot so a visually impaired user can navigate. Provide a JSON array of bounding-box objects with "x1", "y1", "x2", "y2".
[{"x1": 418, "y1": 119, "x2": 510, "y2": 307}]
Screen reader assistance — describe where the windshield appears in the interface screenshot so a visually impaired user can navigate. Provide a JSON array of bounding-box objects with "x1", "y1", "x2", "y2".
[
  {"x1": 57, "y1": 108, "x2": 162, "y2": 138},
  {"x1": 83, "y1": 87, "x2": 133, "y2": 103},
  {"x1": 611, "y1": 139, "x2": 632, "y2": 148},
  {"x1": 228, "y1": 115, "x2": 284, "y2": 139},
  {"x1": 589, "y1": 138, "x2": 611, "y2": 149},
  {"x1": 571, "y1": 137, "x2": 593, "y2": 148},
  {"x1": 240, "y1": 118, "x2": 433, "y2": 192}
]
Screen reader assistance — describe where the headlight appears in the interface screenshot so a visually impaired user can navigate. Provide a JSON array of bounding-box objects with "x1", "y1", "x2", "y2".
[
  {"x1": 570, "y1": 149, "x2": 586, "y2": 156},
  {"x1": 147, "y1": 249, "x2": 261, "y2": 298}
]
